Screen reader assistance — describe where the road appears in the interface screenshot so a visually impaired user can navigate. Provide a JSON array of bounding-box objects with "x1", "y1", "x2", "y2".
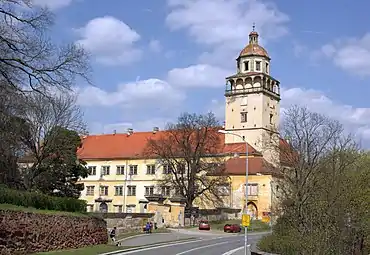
[{"x1": 113, "y1": 233, "x2": 265, "y2": 255}]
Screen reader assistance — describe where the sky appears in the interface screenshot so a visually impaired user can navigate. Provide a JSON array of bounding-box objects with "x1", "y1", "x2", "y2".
[{"x1": 33, "y1": 0, "x2": 370, "y2": 146}]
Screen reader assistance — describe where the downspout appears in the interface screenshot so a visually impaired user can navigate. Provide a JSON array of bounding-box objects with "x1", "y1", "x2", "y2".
[{"x1": 123, "y1": 160, "x2": 128, "y2": 212}]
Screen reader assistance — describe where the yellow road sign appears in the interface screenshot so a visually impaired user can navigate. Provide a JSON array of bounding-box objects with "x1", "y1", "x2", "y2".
[{"x1": 242, "y1": 214, "x2": 250, "y2": 227}]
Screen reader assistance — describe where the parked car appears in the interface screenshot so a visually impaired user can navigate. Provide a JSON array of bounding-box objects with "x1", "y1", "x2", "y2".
[
  {"x1": 199, "y1": 220, "x2": 210, "y2": 230},
  {"x1": 224, "y1": 223, "x2": 241, "y2": 233}
]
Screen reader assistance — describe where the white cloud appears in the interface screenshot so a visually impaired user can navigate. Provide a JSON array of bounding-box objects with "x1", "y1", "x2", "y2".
[
  {"x1": 149, "y1": 39, "x2": 162, "y2": 53},
  {"x1": 166, "y1": 0, "x2": 289, "y2": 68},
  {"x1": 32, "y1": 0, "x2": 74, "y2": 10},
  {"x1": 167, "y1": 64, "x2": 231, "y2": 88},
  {"x1": 281, "y1": 87, "x2": 370, "y2": 141},
  {"x1": 202, "y1": 87, "x2": 370, "y2": 142},
  {"x1": 75, "y1": 16, "x2": 142, "y2": 65},
  {"x1": 309, "y1": 34, "x2": 370, "y2": 76},
  {"x1": 76, "y1": 78, "x2": 185, "y2": 108}
]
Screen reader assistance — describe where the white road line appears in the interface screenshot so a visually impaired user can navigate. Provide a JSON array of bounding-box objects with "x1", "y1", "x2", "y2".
[
  {"x1": 174, "y1": 241, "x2": 231, "y2": 255},
  {"x1": 222, "y1": 246, "x2": 244, "y2": 255},
  {"x1": 108, "y1": 236, "x2": 225, "y2": 255}
]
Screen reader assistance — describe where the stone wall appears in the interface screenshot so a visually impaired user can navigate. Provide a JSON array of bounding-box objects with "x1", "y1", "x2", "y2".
[
  {"x1": 0, "y1": 210, "x2": 107, "y2": 255},
  {"x1": 94, "y1": 212, "x2": 155, "y2": 234}
]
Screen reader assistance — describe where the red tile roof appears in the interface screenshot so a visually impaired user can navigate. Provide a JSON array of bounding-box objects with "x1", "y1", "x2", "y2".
[
  {"x1": 225, "y1": 157, "x2": 275, "y2": 175},
  {"x1": 77, "y1": 130, "x2": 257, "y2": 160}
]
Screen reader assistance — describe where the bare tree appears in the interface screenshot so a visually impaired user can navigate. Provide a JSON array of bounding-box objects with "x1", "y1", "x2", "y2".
[
  {"x1": 0, "y1": 0, "x2": 90, "y2": 93},
  {"x1": 145, "y1": 112, "x2": 230, "y2": 209},
  {"x1": 19, "y1": 91, "x2": 87, "y2": 190},
  {"x1": 258, "y1": 106, "x2": 369, "y2": 254}
]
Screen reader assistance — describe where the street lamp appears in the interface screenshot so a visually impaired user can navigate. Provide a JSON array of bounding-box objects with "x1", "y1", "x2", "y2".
[
  {"x1": 256, "y1": 172, "x2": 273, "y2": 231},
  {"x1": 218, "y1": 130, "x2": 250, "y2": 255}
]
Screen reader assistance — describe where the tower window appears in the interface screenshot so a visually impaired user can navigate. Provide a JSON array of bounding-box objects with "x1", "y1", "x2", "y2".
[
  {"x1": 237, "y1": 61, "x2": 240, "y2": 71},
  {"x1": 241, "y1": 112, "x2": 248, "y2": 123},
  {"x1": 240, "y1": 96, "x2": 248, "y2": 106},
  {"x1": 265, "y1": 63, "x2": 269, "y2": 73},
  {"x1": 255, "y1": 61, "x2": 261, "y2": 71},
  {"x1": 244, "y1": 61, "x2": 249, "y2": 71},
  {"x1": 269, "y1": 113, "x2": 273, "y2": 124}
]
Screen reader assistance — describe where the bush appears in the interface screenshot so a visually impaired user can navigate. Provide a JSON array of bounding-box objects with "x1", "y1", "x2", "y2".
[
  {"x1": 0, "y1": 185, "x2": 87, "y2": 213},
  {"x1": 257, "y1": 233, "x2": 301, "y2": 255}
]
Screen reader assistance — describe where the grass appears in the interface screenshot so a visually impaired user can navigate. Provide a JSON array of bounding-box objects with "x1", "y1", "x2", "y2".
[
  {"x1": 0, "y1": 203, "x2": 89, "y2": 217},
  {"x1": 34, "y1": 236, "x2": 197, "y2": 255},
  {"x1": 33, "y1": 244, "x2": 128, "y2": 255}
]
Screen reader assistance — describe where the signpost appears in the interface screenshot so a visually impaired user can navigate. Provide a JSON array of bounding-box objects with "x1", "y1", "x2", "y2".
[{"x1": 242, "y1": 214, "x2": 250, "y2": 227}]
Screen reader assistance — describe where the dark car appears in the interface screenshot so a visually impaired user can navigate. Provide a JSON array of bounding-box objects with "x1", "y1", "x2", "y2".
[
  {"x1": 224, "y1": 223, "x2": 241, "y2": 233},
  {"x1": 199, "y1": 220, "x2": 210, "y2": 230}
]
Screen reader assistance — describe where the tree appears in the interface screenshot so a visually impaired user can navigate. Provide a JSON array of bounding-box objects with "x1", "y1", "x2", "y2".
[
  {"x1": 258, "y1": 106, "x2": 369, "y2": 254},
  {"x1": 19, "y1": 91, "x2": 87, "y2": 191},
  {"x1": 145, "y1": 112, "x2": 229, "y2": 209},
  {"x1": 0, "y1": 0, "x2": 90, "y2": 93},
  {"x1": 32, "y1": 126, "x2": 89, "y2": 198}
]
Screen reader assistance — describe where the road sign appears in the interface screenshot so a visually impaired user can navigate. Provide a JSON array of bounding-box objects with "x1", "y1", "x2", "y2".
[{"x1": 242, "y1": 214, "x2": 250, "y2": 227}]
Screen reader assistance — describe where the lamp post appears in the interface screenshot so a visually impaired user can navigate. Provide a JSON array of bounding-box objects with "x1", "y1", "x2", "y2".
[
  {"x1": 218, "y1": 130, "x2": 250, "y2": 255},
  {"x1": 257, "y1": 172, "x2": 273, "y2": 231}
]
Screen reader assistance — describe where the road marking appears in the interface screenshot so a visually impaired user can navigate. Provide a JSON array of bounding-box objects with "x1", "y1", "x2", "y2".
[
  {"x1": 108, "y1": 236, "x2": 225, "y2": 255},
  {"x1": 222, "y1": 246, "x2": 244, "y2": 255},
  {"x1": 174, "y1": 241, "x2": 231, "y2": 255},
  {"x1": 116, "y1": 233, "x2": 171, "y2": 243}
]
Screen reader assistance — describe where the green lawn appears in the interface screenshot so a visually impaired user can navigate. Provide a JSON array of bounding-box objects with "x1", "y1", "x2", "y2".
[
  {"x1": 33, "y1": 244, "x2": 128, "y2": 255},
  {"x1": 0, "y1": 203, "x2": 88, "y2": 217}
]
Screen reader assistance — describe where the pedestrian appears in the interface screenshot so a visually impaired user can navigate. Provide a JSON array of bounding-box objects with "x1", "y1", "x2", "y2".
[
  {"x1": 145, "y1": 222, "x2": 151, "y2": 234},
  {"x1": 149, "y1": 222, "x2": 153, "y2": 233},
  {"x1": 109, "y1": 227, "x2": 117, "y2": 245}
]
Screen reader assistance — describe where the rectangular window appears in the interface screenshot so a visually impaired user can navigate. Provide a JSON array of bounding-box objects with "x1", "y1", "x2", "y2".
[
  {"x1": 163, "y1": 164, "x2": 172, "y2": 174},
  {"x1": 115, "y1": 186, "x2": 123, "y2": 196},
  {"x1": 255, "y1": 61, "x2": 261, "y2": 71},
  {"x1": 116, "y1": 165, "x2": 124, "y2": 175},
  {"x1": 241, "y1": 112, "x2": 248, "y2": 122},
  {"x1": 114, "y1": 205, "x2": 123, "y2": 213},
  {"x1": 101, "y1": 166, "x2": 110, "y2": 175},
  {"x1": 265, "y1": 62, "x2": 269, "y2": 73},
  {"x1": 145, "y1": 186, "x2": 155, "y2": 196},
  {"x1": 86, "y1": 186, "x2": 95, "y2": 196},
  {"x1": 99, "y1": 186, "x2": 108, "y2": 196},
  {"x1": 248, "y1": 184, "x2": 258, "y2": 196},
  {"x1": 244, "y1": 61, "x2": 249, "y2": 71},
  {"x1": 161, "y1": 186, "x2": 171, "y2": 196},
  {"x1": 127, "y1": 186, "x2": 136, "y2": 196},
  {"x1": 88, "y1": 166, "x2": 96, "y2": 175},
  {"x1": 129, "y1": 165, "x2": 138, "y2": 175},
  {"x1": 87, "y1": 205, "x2": 94, "y2": 212},
  {"x1": 240, "y1": 96, "x2": 248, "y2": 106},
  {"x1": 270, "y1": 113, "x2": 273, "y2": 124},
  {"x1": 146, "y1": 164, "x2": 155, "y2": 175},
  {"x1": 175, "y1": 187, "x2": 181, "y2": 195}
]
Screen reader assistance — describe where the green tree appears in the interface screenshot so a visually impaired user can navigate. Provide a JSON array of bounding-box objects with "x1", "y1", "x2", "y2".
[
  {"x1": 33, "y1": 126, "x2": 88, "y2": 198},
  {"x1": 258, "y1": 106, "x2": 370, "y2": 254}
]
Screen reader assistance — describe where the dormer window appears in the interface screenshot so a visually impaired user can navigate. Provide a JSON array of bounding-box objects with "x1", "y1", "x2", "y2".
[
  {"x1": 255, "y1": 61, "x2": 261, "y2": 71},
  {"x1": 244, "y1": 61, "x2": 249, "y2": 71}
]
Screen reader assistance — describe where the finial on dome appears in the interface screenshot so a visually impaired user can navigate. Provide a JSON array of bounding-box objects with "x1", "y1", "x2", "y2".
[{"x1": 252, "y1": 22, "x2": 255, "y2": 32}]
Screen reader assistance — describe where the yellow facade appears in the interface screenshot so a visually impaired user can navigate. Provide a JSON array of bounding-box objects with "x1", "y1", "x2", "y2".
[{"x1": 78, "y1": 155, "x2": 274, "y2": 219}]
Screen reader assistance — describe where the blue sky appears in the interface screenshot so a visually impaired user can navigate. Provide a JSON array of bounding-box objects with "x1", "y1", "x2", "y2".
[{"x1": 34, "y1": 0, "x2": 370, "y2": 144}]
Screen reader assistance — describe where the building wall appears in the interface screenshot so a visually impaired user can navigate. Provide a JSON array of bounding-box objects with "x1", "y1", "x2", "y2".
[{"x1": 79, "y1": 157, "x2": 274, "y2": 219}]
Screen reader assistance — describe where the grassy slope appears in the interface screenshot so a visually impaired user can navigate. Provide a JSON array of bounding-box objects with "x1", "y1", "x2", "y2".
[{"x1": 0, "y1": 203, "x2": 89, "y2": 217}]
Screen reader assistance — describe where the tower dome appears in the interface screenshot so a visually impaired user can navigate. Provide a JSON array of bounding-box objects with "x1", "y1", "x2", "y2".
[{"x1": 239, "y1": 30, "x2": 270, "y2": 59}]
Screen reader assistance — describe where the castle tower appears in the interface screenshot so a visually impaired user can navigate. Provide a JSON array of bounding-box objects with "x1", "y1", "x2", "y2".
[{"x1": 224, "y1": 27, "x2": 281, "y2": 162}]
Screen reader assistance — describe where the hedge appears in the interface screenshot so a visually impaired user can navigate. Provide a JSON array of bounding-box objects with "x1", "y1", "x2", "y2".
[{"x1": 0, "y1": 185, "x2": 87, "y2": 213}]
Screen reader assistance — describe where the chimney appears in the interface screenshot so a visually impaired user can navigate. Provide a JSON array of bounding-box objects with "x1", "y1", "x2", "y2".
[
  {"x1": 127, "y1": 128, "x2": 133, "y2": 135},
  {"x1": 153, "y1": 127, "x2": 159, "y2": 134}
]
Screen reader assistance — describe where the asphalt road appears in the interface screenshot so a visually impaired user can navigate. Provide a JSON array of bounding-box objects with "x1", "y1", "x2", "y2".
[{"x1": 115, "y1": 233, "x2": 264, "y2": 255}]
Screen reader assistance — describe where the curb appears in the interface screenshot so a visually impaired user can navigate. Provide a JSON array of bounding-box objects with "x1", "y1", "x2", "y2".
[{"x1": 100, "y1": 237, "x2": 199, "y2": 255}]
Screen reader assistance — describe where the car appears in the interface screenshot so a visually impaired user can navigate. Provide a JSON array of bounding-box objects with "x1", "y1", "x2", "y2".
[
  {"x1": 198, "y1": 220, "x2": 210, "y2": 230},
  {"x1": 224, "y1": 223, "x2": 242, "y2": 233}
]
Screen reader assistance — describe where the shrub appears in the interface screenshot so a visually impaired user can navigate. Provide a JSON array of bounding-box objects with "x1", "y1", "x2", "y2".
[{"x1": 0, "y1": 185, "x2": 86, "y2": 213}]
